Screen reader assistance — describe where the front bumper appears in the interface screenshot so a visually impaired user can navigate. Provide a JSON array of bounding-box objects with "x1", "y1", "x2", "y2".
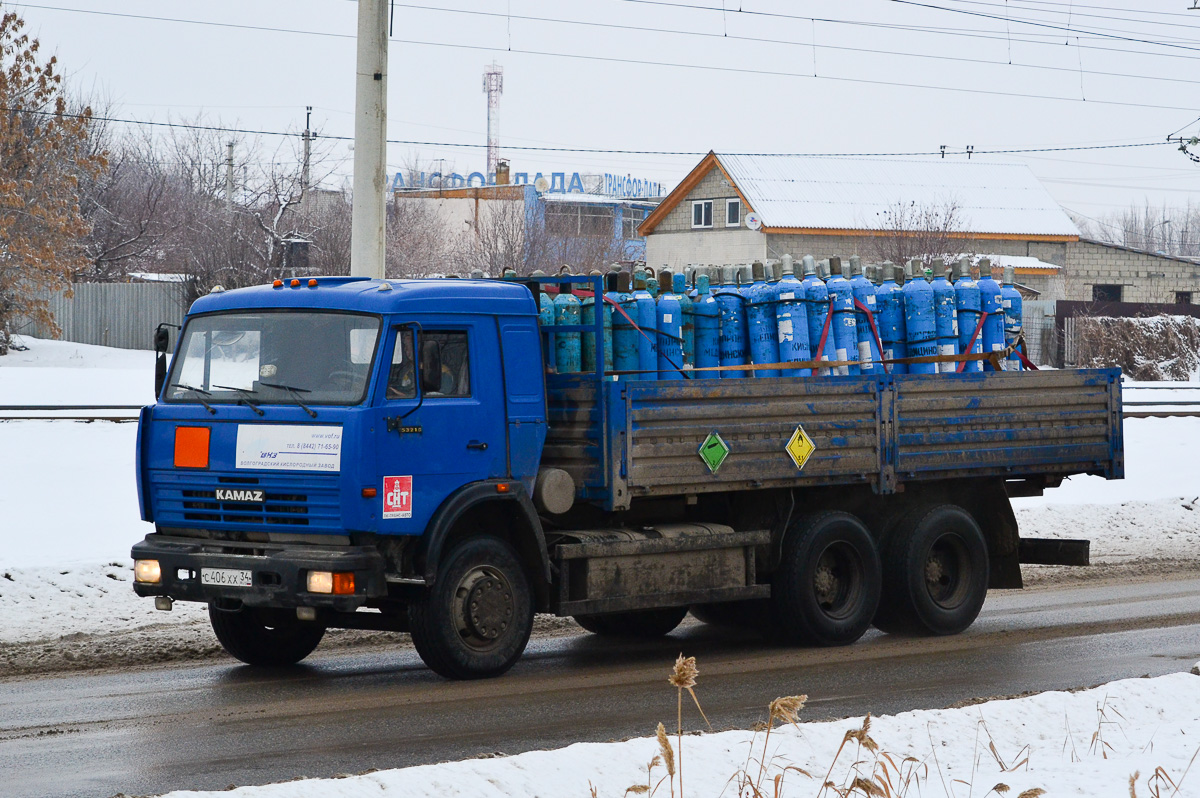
[{"x1": 131, "y1": 533, "x2": 388, "y2": 612}]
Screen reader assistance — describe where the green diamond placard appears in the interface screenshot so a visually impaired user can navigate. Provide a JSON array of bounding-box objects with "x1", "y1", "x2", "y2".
[
  {"x1": 786, "y1": 424, "x2": 816, "y2": 470},
  {"x1": 698, "y1": 431, "x2": 731, "y2": 474}
]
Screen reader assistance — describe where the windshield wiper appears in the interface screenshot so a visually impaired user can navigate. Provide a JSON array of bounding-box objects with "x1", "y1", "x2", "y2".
[
  {"x1": 214, "y1": 385, "x2": 265, "y2": 416},
  {"x1": 169, "y1": 383, "x2": 217, "y2": 415},
  {"x1": 259, "y1": 381, "x2": 317, "y2": 418}
]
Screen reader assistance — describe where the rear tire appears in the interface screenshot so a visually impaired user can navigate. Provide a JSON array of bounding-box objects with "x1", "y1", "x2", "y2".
[
  {"x1": 573, "y1": 606, "x2": 688, "y2": 638},
  {"x1": 409, "y1": 536, "x2": 534, "y2": 680},
  {"x1": 873, "y1": 504, "x2": 989, "y2": 636},
  {"x1": 771, "y1": 511, "x2": 881, "y2": 646},
  {"x1": 208, "y1": 605, "x2": 325, "y2": 666}
]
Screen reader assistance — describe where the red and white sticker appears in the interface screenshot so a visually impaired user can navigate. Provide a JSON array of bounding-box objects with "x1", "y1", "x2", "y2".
[{"x1": 383, "y1": 475, "x2": 413, "y2": 519}]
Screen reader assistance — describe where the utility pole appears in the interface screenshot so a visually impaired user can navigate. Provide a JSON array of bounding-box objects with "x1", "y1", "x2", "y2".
[
  {"x1": 350, "y1": 0, "x2": 388, "y2": 280},
  {"x1": 225, "y1": 142, "x2": 235, "y2": 214},
  {"x1": 302, "y1": 106, "x2": 313, "y2": 193}
]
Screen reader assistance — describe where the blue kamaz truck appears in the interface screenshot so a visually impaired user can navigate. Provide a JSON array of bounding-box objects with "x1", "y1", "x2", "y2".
[{"x1": 131, "y1": 275, "x2": 1122, "y2": 679}]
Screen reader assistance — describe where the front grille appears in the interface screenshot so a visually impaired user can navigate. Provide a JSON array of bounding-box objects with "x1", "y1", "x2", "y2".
[{"x1": 151, "y1": 471, "x2": 341, "y2": 533}]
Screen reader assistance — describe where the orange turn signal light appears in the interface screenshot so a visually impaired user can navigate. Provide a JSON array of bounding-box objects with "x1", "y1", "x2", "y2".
[
  {"x1": 174, "y1": 426, "x2": 210, "y2": 468},
  {"x1": 361, "y1": 487, "x2": 377, "y2": 498},
  {"x1": 333, "y1": 573, "x2": 356, "y2": 594},
  {"x1": 496, "y1": 483, "x2": 510, "y2": 493}
]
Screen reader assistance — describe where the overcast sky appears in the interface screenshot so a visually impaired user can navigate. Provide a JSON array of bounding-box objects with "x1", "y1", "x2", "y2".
[{"x1": 12, "y1": 0, "x2": 1200, "y2": 233}]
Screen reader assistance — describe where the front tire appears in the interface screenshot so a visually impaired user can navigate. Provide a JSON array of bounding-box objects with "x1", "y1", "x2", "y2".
[
  {"x1": 208, "y1": 605, "x2": 326, "y2": 666},
  {"x1": 409, "y1": 536, "x2": 534, "y2": 680},
  {"x1": 573, "y1": 606, "x2": 688, "y2": 638},
  {"x1": 771, "y1": 511, "x2": 881, "y2": 646},
  {"x1": 873, "y1": 504, "x2": 989, "y2": 636}
]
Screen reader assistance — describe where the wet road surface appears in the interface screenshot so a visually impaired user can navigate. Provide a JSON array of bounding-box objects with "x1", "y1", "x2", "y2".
[{"x1": 3, "y1": 576, "x2": 1200, "y2": 798}]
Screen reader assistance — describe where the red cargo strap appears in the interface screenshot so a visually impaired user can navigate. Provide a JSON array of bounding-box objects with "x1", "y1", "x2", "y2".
[
  {"x1": 813, "y1": 298, "x2": 835, "y2": 372},
  {"x1": 1013, "y1": 335, "x2": 1040, "y2": 371},
  {"x1": 592, "y1": 291, "x2": 690, "y2": 378},
  {"x1": 956, "y1": 311, "x2": 989, "y2": 373},
  {"x1": 852, "y1": 298, "x2": 889, "y2": 375}
]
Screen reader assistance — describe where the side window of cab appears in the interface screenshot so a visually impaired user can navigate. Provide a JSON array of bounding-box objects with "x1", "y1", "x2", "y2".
[{"x1": 384, "y1": 328, "x2": 470, "y2": 400}]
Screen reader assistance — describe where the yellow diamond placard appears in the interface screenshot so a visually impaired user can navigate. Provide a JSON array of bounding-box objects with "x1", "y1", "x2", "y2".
[{"x1": 785, "y1": 424, "x2": 816, "y2": 470}]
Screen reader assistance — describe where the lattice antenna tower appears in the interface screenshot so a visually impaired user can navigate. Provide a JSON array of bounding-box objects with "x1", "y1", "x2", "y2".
[{"x1": 483, "y1": 62, "x2": 504, "y2": 177}]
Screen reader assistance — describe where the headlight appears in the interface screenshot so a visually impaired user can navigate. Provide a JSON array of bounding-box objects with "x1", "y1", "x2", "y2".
[{"x1": 134, "y1": 559, "x2": 162, "y2": 584}]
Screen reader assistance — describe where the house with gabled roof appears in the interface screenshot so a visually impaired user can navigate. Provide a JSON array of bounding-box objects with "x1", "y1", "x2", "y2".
[{"x1": 639, "y1": 151, "x2": 1081, "y2": 296}]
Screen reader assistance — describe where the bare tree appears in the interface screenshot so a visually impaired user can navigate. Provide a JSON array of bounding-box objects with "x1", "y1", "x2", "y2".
[
  {"x1": 861, "y1": 199, "x2": 969, "y2": 268},
  {"x1": 0, "y1": 9, "x2": 107, "y2": 353}
]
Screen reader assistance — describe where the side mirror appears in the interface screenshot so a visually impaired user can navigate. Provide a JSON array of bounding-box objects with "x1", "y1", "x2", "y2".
[
  {"x1": 419, "y1": 339, "x2": 442, "y2": 394},
  {"x1": 153, "y1": 325, "x2": 171, "y2": 398}
]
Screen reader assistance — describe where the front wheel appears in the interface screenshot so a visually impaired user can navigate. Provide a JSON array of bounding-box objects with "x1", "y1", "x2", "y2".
[
  {"x1": 408, "y1": 536, "x2": 534, "y2": 680},
  {"x1": 208, "y1": 605, "x2": 326, "y2": 666},
  {"x1": 573, "y1": 606, "x2": 688, "y2": 638},
  {"x1": 771, "y1": 511, "x2": 881, "y2": 646},
  {"x1": 873, "y1": 504, "x2": 989, "y2": 636}
]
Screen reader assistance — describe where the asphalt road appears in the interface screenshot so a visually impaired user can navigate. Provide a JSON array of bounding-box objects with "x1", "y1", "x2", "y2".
[{"x1": 4, "y1": 576, "x2": 1200, "y2": 798}]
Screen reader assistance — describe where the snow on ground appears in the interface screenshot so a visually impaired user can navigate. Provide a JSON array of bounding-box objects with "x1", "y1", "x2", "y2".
[
  {"x1": 0, "y1": 335, "x2": 154, "y2": 405},
  {"x1": 160, "y1": 671, "x2": 1200, "y2": 798}
]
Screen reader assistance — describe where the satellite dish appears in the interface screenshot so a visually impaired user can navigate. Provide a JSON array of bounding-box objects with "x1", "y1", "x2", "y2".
[
  {"x1": 533, "y1": 176, "x2": 550, "y2": 193},
  {"x1": 745, "y1": 212, "x2": 762, "y2": 231}
]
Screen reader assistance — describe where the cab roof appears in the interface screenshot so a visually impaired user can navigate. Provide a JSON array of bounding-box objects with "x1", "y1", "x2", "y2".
[{"x1": 187, "y1": 276, "x2": 539, "y2": 317}]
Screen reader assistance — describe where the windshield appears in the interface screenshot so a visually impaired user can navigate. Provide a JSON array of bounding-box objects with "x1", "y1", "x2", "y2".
[{"x1": 165, "y1": 311, "x2": 381, "y2": 406}]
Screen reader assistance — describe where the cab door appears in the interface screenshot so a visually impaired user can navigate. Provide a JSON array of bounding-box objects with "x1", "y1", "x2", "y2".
[{"x1": 372, "y1": 317, "x2": 506, "y2": 534}]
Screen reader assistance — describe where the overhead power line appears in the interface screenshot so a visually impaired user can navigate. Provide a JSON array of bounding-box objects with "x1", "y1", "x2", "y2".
[{"x1": 3, "y1": 105, "x2": 1177, "y2": 158}]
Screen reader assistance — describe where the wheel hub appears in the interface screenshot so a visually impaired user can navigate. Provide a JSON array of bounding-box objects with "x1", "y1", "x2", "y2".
[
  {"x1": 463, "y1": 572, "x2": 513, "y2": 641},
  {"x1": 813, "y1": 564, "x2": 838, "y2": 604}
]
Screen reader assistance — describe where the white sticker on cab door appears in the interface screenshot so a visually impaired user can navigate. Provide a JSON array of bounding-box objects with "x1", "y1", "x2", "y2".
[{"x1": 235, "y1": 425, "x2": 343, "y2": 472}]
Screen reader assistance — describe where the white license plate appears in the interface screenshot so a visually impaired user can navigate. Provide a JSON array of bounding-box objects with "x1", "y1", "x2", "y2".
[{"x1": 201, "y1": 568, "x2": 253, "y2": 588}]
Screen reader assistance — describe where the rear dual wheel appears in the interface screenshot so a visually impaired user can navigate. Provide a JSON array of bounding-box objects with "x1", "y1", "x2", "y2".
[
  {"x1": 573, "y1": 606, "x2": 689, "y2": 638},
  {"x1": 873, "y1": 504, "x2": 989, "y2": 636},
  {"x1": 771, "y1": 511, "x2": 882, "y2": 646}
]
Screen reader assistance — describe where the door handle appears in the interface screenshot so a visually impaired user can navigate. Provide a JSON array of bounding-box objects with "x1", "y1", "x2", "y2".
[{"x1": 467, "y1": 440, "x2": 488, "y2": 451}]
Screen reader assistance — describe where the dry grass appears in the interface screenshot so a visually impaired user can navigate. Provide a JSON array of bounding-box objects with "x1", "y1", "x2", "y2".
[
  {"x1": 1072, "y1": 314, "x2": 1200, "y2": 380},
  {"x1": 598, "y1": 656, "x2": 1200, "y2": 798}
]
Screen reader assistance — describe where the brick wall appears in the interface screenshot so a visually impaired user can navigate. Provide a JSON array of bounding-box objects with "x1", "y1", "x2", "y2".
[
  {"x1": 645, "y1": 228, "x2": 767, "y2": 269},
  {"x1": 654, "y1": 167, "x2": 743, "y2": 234},
  {"x1": 1063, "y1": 240, "x2": 1200, "y2": 303}
]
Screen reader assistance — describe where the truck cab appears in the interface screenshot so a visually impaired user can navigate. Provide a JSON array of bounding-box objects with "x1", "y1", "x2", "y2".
[{"x1": 133, "y1": 277, "x2": 553, "y2": 677}]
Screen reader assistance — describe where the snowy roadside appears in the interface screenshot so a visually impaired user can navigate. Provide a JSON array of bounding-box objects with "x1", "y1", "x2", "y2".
[{"x1": 156, "y1": 669, "x2": 1200, "y2": 798}]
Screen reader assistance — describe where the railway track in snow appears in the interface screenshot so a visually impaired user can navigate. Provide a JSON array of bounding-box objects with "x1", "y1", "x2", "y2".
[{"x1": 3, "y1": 386, "x2": 1200, "y2": 421}]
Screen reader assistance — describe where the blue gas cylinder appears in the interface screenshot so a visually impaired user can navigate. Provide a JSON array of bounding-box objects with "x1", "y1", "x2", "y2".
[
  {"x1": 581, "y1": 271, "x2": 599, "y2": 373},
  {"x1": 953, "y1": 258, "x2": 983, "y2": 374},
  {"x1": 930, "y1": 258, "x2": 960, "y2": 374},
  {"x1": 531, "y1": 270, "x2": 556, "y2": 370},
  {"x1": 902, "y1": 260, "x2": 938, "y2": 375},
  {"x1": 826, "y1": 257, "x2": 859, "y2": 376},
  {"x1": 801, "y1": 256, "x2": 836, "y2": 376},
  {"x1": 1001, "y1": 265, "x2": 1023, "y2": 371},
  {"x1": 553, "y1": 279, "x2": 582, "y2": 374},
  {"x1": 747, "y1": 261, "x2": 781, "y2": 378},
  {"x1": 692, "y1": 269, "x2": 721, "y2": 373},
  {"x1": 612, "y1": 272, "x2": 638, "y2": 378},
  {"x1": 656, "y1": 271, "x2": 685, "y2": 379},
  {"x1": 632, "y1": 272, "x2": 658, "y2": 380},
  {"x1": 876, "y1": 262, "x2": 907, "y2": 374},
  {"x1": 976, "y1": 258, "x2": 1006, "y2": 372},
  {"x1": 671, "y1": 271, "x2": 696, "y2": 368},
  {"x1": 646, "y1": 276, "x2": 659, "y2": 299},
  {"x1": 848, "y1": 255, "x2": 884, "y2": 375},
  {"x1": 774, "y1": 254, "x2": 811, "y2": 377},
  {"x1": 715, "y1": 265, "x2": 749, "y2": 378}
]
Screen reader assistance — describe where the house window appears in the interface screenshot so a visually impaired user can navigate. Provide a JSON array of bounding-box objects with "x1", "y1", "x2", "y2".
[
  {"x1": 622, "y1": 208, "x2": 645, "y2": 240},
  {"x1": 691, "y1": 200, "x2": 713, "y2": 229},
  {"x1": 1092, "y1": 284, "x2": 1122, "y2": 302},
  {"x1": 726, "y1": 199, "x2": 741, "y2": 227},
  {"x1": 1176, "y1": 291, "x2": 1193, "y2": 305}
]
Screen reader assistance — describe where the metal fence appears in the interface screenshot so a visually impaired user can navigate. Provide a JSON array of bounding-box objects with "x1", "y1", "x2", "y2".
[
  {"x1": 1021, "y1": 300, "x2": 1058, "y2": 367},
  {"x1": 13, "y1": 282, "x2": 189, "y2": 350}
]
